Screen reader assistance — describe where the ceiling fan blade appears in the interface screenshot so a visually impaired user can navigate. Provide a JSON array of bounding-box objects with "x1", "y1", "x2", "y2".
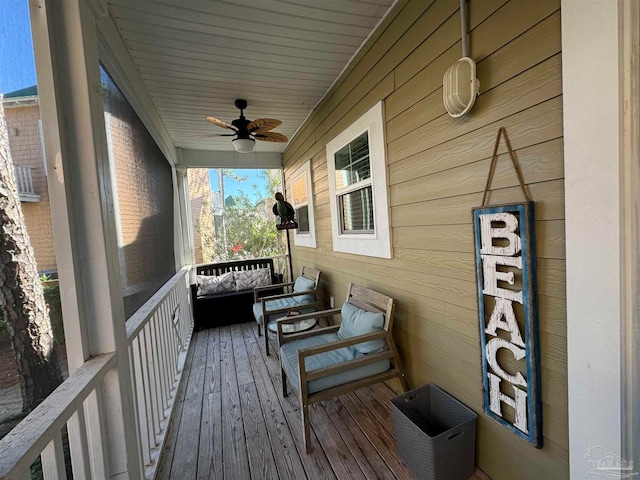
[
  {"x1": 248, "y1": 118, "x2": 282, "y2": 132},
  {"x1": 191, "y1": 133, "x2": 237, "y2": 138},
  {"x1": 254, "y1": 132, "x2": 288, "y2": 143},
  {"x1": 206, "y1": 116, "x2": 239, "y2": 131},
  {"x1": 252, "y1": 127, "x2": 275, "y2": 135}
]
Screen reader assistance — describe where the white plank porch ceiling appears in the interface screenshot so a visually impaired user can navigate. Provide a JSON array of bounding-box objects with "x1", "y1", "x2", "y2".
[{"x1": 106, "y1": 0, "x2": 397, "y2": 153}]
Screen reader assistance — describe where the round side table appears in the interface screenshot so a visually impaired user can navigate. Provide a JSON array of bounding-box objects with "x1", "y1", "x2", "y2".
[{"x1": 267, "y1": 311, "x2": 317, "y2": 334}]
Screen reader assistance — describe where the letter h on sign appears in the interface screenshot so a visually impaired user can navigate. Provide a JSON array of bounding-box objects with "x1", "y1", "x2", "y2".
[{"x1": 473, "y1": 202, "x2": 542, "y2": 448}]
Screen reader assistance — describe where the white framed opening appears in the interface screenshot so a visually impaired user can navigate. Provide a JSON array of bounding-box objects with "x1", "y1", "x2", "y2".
[
  {"x1": 290, "y1": 160, "x2": 316, "y2": 248},
  {"x1": 326, "y1": 101, "x2": 391, "y2": 259}
]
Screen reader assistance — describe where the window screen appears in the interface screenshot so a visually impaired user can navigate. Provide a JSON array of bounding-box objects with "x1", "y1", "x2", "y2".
[{"x1": 101, "y1": 64, "x2": 176, "y2": 318}]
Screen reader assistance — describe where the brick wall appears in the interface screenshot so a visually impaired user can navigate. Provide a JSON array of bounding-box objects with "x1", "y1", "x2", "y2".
[
  {"x1": 5, "y1": 104, "x2": 57, "y2": 273},
  {"x1": 187, "y1": 168, "x2": 213, "y2": 264}
]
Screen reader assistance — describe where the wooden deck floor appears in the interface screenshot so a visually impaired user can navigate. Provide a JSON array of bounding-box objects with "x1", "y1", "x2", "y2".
[{"x1": 156, "y1": 321, "x2": 486, "y2": 480}]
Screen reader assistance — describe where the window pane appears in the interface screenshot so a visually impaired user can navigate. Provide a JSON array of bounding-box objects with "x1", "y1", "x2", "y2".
[
  {"x1": 334, "y1": 132, "x2": 370, "y2": 189},
  {"x1": 292, "y1": 175, "x2": 308, "y2": 205},
  {"x1": 296, "y1": 206, "x2": 310, "y2": 233},
  {"x1": 339, "y1": 186, "x2": 374, "y2": 232}
]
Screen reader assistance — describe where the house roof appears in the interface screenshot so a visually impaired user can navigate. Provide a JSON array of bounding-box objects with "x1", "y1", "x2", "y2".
[
  {"x1": 4, "y1": 85, "x2": 38, "y2": 98},
  {"x1": 3, "y1": 85, "x2": 39, "y2": 106}
]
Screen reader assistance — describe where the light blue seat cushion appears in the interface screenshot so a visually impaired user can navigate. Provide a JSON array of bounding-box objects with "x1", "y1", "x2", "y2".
[
  {"x1": 252, "y1": 298, "x2": 316, "y2": 326},
  {"x1": 292, "y1": 276, "x2": 316, "y2": 304},
  {"x1": 280, "y1": 332, "x2": 390, "y2": 395},
  {"x1": 337, "y1": 302, "x2": 387, "y2": 353}
]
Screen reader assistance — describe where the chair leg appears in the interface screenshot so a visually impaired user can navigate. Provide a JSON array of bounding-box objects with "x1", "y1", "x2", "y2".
[
  {"x1": 264, "y1": 322, "x2": 270, "y2": 355},
  {"x1": 281, "y1": 368, "x2": 288, "y2": 397},
  {"x1": 399, "y1": 373, "x2": 410, "y2": 392},
  {"x1": 257, "y1": 323, "x2": 262, "y2": 336},
  {"x1": 302, "y1": 403, "x2": 311, "y2": 454}
]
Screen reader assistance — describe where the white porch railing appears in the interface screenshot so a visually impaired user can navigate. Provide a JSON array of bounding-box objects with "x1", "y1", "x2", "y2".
[
  {"x1": 0, "y1": 267, "x2": 194, "y2": 479},
  {"x1": 126, "y1": 268, "x2": 193, "y2": 479},
  {"x1": 14, "y1": 165, "x2": 40, "y2": 203}
]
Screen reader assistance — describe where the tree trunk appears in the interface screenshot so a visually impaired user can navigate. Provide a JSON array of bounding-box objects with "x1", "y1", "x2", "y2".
[{"x1": 0, "y1": 99, "x2": 63, "y2": 412}]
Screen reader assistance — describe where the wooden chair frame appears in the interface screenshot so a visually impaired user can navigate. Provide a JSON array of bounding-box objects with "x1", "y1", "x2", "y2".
[
  {"x1": 277, "y1": 283, "x2": 409, "y2": 453},
  {"x1": 253, "y1": 266, "x2": 321, "y2": 355}
]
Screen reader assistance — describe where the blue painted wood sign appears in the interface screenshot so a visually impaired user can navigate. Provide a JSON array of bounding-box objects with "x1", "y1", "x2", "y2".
[{"x1": 473, "y1": 201, "x2": 542, "y2": 448}]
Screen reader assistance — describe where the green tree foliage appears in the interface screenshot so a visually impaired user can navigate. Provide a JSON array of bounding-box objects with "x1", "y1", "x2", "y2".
[{"x1": 213, "y1": 169, "x2": 285, "y2": 261}]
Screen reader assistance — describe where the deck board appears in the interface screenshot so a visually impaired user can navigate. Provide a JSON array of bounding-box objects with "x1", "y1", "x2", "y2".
[
  {"x1": 169, "y1": 329, "x2": 208, "y2": 479},
  {"x1": 198, "y1": 329, "x2": 223, "y2": 479},
  {"x1": 220, "y1": 326, "x2": 250, "y2": 480},
  {"x1": 156, "y1": 320, "x2": 489, "y2": 479}
]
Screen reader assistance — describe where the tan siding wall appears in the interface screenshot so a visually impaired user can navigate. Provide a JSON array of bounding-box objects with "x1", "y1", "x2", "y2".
[
  {"x1": 282, "y1": 1, "x2": 567, "y2": 478},
  {"x1": 5, "y1": 105, "x2": 57, "y2": 273}
]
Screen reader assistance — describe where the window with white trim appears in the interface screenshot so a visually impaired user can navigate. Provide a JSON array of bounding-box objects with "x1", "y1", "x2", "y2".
[
  {"x1": 326, "y1": 101, "x2": 391, "y2": 258},
  {"x1": 291, "y1": 160, "x2": 316, "y2": 248}
]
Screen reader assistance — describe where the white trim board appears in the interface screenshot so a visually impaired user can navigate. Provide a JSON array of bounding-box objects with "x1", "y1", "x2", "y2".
[{"x1": 562, "y1": 1, "x2": 625, "y2": 476}]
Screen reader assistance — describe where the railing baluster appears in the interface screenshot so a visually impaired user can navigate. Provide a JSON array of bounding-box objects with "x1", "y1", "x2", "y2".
[
  {"x1": 67, "y1": 407, "x2": 92, "y2": 480},
  {"x1": 13, "y1": 165, "x2": 36, "y2": 195},
  {"x1": 169, "y1": 298, "x2": 180, "y2": 381},
  {"x1": 132, "y1": 336, "x2": 152, "y2": 466},
  {"x1": 156, "y1": 307, "x2": 170, "y2": 411},
  {"x1": 83, "y1": 389, "x2": 108, "y2": 479},
  {"x1": 41, "y1": 431, "x2": 66, "y2": 480},
  {"x1": 158, "y1": 301, "x2": 172, "y2": 407},
  {"x1": 137, "y1": 328, "x2": 153, "y2": 455},
  {"x1": 150, "y1": 313, "x2": 165, "y2": 436},
  {"x1": 146, "y1": 326, "x2": 162, "y2": 441}
]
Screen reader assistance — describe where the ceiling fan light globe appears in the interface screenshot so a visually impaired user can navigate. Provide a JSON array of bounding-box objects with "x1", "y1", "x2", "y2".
[{"x1": 232, "y1": 137, "x2": 255, "y2": 153}]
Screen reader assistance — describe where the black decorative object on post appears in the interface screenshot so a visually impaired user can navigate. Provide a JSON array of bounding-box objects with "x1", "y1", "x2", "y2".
[
  {"x1": 273, "y1": 192, "x2": 296, "y2": 282},
  {"x1": 272, "y1": 192, "x2": 298, "y2": 230}
]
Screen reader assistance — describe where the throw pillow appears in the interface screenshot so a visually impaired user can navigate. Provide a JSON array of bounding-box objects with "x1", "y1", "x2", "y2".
[
  {"x1": 234, "y1": 268, "x2": 271, "y2": 291},
  {"x1": 197, "y1": 272, "x2": 235, "y2": 296},
  {"x1": 337, "y1": 301, "x2": 387, "y2": 354}
]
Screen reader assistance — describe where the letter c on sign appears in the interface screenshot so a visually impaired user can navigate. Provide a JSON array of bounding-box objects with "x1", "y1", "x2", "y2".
[{"x1": 486, "y1": 337, "x2": 527, "y2": 387}]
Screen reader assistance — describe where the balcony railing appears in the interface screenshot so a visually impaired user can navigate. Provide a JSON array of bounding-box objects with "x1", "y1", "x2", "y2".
[
  {"x1": 14, "y1": 165, "x2": 40, "y2": 203},
  {"x1": 0, "y1": 267, "x2": 194, "y2": 479},
  {"x1": 126, "y1": 268, "x2": 193, "y2": 478}
]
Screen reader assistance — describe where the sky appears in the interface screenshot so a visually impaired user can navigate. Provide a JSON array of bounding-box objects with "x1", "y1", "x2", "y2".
[
  {"x1": 209, "y1": 169, "x2": 274, "y2": 204},
  {"x1": 0, "y1": 0, "x2": 36, "y2": 94}
]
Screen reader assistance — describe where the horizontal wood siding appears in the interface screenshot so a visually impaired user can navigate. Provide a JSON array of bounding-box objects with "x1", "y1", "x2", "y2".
[{"x1": 282, "y1": 1, "x2": 567, "y2": 479}]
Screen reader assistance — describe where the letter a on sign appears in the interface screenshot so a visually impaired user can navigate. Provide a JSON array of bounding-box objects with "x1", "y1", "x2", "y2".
[{"x1": 473, "y1": 202, "x2": 542, "y2": 448}]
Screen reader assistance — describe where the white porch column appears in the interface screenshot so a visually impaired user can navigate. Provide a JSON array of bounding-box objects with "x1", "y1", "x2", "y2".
[
  {"x1": 175, "y1": 155, "x2": 196, "y2": 280},
  {"x1": 562, "y1": 1, "x2": 636, "y2": 477},
  {"x1": 172, "y1": 166, "x2": 185, "y2": 270},
  {"x1": 30, "y1": 0, "x2": 142, "y2": 478}
]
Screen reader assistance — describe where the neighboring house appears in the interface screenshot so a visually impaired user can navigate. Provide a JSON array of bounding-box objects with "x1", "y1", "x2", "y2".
[
  {"x1": 187, "y1": 168, "x2": 214, "y2": 264},
  {"x1": 3, "y1": 86, "x2": 56, "y2": 275}
]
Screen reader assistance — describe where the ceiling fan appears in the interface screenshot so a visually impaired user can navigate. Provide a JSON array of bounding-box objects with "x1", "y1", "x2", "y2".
[{"x1": 205, "y1": 99, "x2": 288, "y2": 153}]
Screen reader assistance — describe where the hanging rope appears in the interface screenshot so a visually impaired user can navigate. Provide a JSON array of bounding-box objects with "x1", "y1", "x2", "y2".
[{"x1": 481, "y1": 127, "x2": 531, "y2": 207}]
